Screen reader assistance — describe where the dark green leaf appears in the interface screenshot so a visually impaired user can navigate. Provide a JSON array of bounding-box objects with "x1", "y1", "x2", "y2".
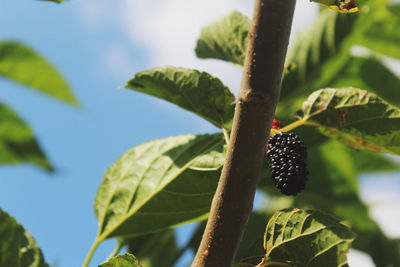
[
  {"x1": 348, "y1": 149, "x2": 399, "y2": 173},
  {"x1": 299, "y1": 142, "x2": 400, "y2": 266},
  {"x1": 98, "y1": 253, "x2": 140, "y2": 267},
  {"x1": 388, "y1": 3, "x2": 400, "y2": 18},
  {"x1": 263, "y1": 208, "x2": 356, "y2": 267},
  {"x1": 234, "y1": 212, "x2": 269, "y2": 267},
  {"x1": 301, "y1": 87, "x2": 400, "y2": 154},
  {"x1": 352, "y1": 230, "x2": 400, "y2": 267},
  {"x1": 125, "y1": 67, "x2": 235, "y2": 129},
  {"x1": 277, "y1": 9, "x2": 357, "y2": 122},
  {"x1": 356, "y1": 3, "x2": 400, "y2": 59},
  {"x1": 259, "y1": 139, "x2": 400, "y2": 266},
  {"x1": 0, "y1": 103, "x2": 52, "y2": 171},
  {"x1": 126, "y1": 230, "x2": 179, "y2": 267},
  {"x1": 0, "y1": 41, "x2": 77, "y2": 105},
  {"x1": 0, "y1": 209, "x2": 49, "y2": 267},
  {"x1": 294, "y1": 141, "x2": 376, "y2": 232},
  {"x1": 94, "y1": 134, "x2": 224, "y2": 243},
  {"x1": 327, "y1": 56, "x2": 400, "y2": 106},
  {"x1": 281, "y1": 10, "x2": 356, "y2": 101},
  {"x1": 195, "y1": 11, "x2": 250, "y2": 65}
]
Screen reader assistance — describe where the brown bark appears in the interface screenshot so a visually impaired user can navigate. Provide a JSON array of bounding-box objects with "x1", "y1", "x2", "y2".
[{"x1": 191, "y1": 0, "x2": 296, "y2": 266}]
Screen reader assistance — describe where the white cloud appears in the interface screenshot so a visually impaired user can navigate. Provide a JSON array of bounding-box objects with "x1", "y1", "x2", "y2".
[
  {"x1": 76, "y1": 0, "x2": 319, "y2": 94},
  {"x1": 103, "y1": 45, "x2": 136, "y2": 81},
  {"x1": 361, "y1": 176, "x2": 400, "y2": 238},
  {"x1": 122, "y1": 0, "x2": 251, "y2": 65},
  {"x1": 76, "y1": 0, "x2": 107, "y2": 28},
  {"x1": 119, "y1": 0, "x2": 317, "y2": 92},
  {"x1": 348, "y1": 249, "x2": 376, "y2": 267}
]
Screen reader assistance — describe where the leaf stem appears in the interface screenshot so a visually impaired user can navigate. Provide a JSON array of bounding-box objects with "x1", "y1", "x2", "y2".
[
  {"x1": 269, "y1": 128, "x2": 281, "y2": 136},
  {"x1": 82, "y1": 238, "x2": 101, "y2": 267},
  {"x1": 280, "y1": 119, "x2": 308, "y2": 132},
  {"x1": 222, "y1": 128, "x2": 230, "y2": 145},
  {"x1": 264, "y1": 261, "x2": 291, "y2": 267}
]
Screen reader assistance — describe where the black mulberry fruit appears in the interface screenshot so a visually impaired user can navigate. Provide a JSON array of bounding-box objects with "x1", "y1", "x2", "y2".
[{"x1": 266, "y1": 132, "x2": 308, "y2": 196}]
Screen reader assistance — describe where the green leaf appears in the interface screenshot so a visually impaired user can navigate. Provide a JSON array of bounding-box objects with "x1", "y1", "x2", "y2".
[
  {"x1": 0, "y1": 209, "x2": 49, "y2": 267},
  {"x1": 94, "y1": 134, "x2": 224, "y2": 243},
  {"x1": 356, "y1": 3, "x2": 400, "y2": 59},
  {"x1": 260, "y1": 140, "x2": 368, "y2": 226},
  {"x1": 195, "y1": 11, "x2": 250, "y2": 65},
  {"x1": 388, "y1": 3, "x2": 400, "y2": 18},
  {"x1": 259, "y1": 138, "x2": 400, "y2": 266},
  {"x1": 277, "y1": 9, "x2": 357, "y2": 122},
  {"x1": 125, "y1": 67, "x2": 235, "y2": 129},
  {"x1": 0, "y1": 103, "x2": 52, "y2": 171},
  {"x1": 259, "y1": 139, "x2": 400, "y2": 266},
  {"x1": 294, "y1": 141, "x2": 376, "y2": 232},
  {"x1": 234, "y1": 212, "x2": 269, "y2": 267},
  {"x1": 0, "y1": 41, "x2": 77, "y2": 105},
  {"x1": 348, "y1": 149, "x2": 399, "y2": 173},
  {"x1": 352, "y1": 230, "x2": 400, "y2": 267},
  {"x1": 301, "y1": 87, "x2": 400, "y2": 154},
  {"x1": 281, "y1": 10, "x2": 356, "y2": 100},
  {"x1": 327, "y1": 56, "x2": 400, "y2": 106},
  {"x1": 263, "y1": 208, "x2": 356, "y2": 267},
  {"x1": 126, "y1": 229, "x2": 180, "y2": 267},
  {"x1": 98, "y1": 253, "x2": 140, "y2": 267}
]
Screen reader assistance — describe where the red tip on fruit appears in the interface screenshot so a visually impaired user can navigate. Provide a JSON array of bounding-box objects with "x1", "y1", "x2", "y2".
[
  {"x1": 272, "y1": 119, "x2": 282, "y2": 130},
  {"x1": 267, "y1": 119, "x2": 283, "y2": 152}
]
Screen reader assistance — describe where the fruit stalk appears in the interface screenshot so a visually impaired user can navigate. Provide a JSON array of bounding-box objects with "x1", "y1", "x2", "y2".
[{"x1": 191, "y1": 0, "x2": 296, "y2": 266}]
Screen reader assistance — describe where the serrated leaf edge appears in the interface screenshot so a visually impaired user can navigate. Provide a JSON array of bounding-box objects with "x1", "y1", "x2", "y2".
[
  {"x1": 96, "y1": 135, "x2": 224, "y2": 242},
  {"x1": 264, "y1": 209, "x2": 354, "y2": 260}
]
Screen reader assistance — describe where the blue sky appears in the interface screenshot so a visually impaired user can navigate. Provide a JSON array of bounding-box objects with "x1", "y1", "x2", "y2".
[{"x1": 0, "y1": 1, "x2": 399, "y2": 267}]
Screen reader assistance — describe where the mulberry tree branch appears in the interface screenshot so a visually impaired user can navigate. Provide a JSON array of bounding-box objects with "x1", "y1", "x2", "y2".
[{"x1": 191, "y1": 0, "x2": 296, "y2": 266}]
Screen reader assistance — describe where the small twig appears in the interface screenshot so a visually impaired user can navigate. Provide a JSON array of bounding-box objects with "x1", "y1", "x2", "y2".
[
  {"x1": 264, "y1": 261, "x2": 291, "y2": 267},
  {"x1": 222, "y1": 128, "x2": 230, "y2": 145}
]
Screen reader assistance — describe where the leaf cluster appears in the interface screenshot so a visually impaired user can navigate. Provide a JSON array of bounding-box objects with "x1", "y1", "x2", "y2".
[
  {"x1": 2, "y1": 0, "x2": 400, "y2": 267},
  {"x1": 86, "y1": 1, "x2": 400, "y2": 266}
]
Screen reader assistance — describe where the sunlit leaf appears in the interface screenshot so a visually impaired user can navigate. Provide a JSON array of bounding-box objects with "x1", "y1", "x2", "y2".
[
  {"x1": 262, "y1": 208, "x2": 356, "y2": 267},
  {"x1": 0, "y1": 41, "x2": 77, "y2": 105},
  {"x1": 94, "y1": 134, "x2": 224, "y2": 243},
  {"x1": 0, "y1": 103, "x2": 52, "y2": 171},
  {"x1": 301, "y1": 87, "x2": 400, "y2": 154},
  {"x1": 99, "y1": 253, "x2": 140, "y2": 267},
  {"x1": 195, "y1": 11, "x2": 250, "y2": 65},
  {"x1": 126, "y1": 67, "x2": 235, "y2": 129}
]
